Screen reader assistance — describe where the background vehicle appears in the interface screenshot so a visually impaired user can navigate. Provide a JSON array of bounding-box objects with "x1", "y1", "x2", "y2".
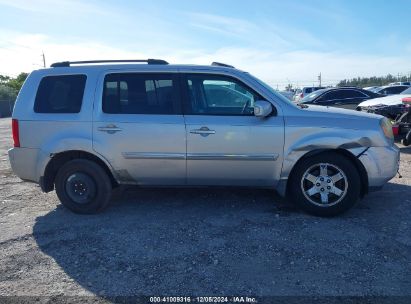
[
  {"x1": 357, "y1": 87, "x2": 411, "y2": 120},
  {"x1": 389, "y1": 82, "x2": 411, "y2": 86},
  {"x1": 8, "y1": 60, "x2": 399, "y2": 217},
  {"x1": 358, "y1": 87, "x2": 411, "y2": 108},
  {"x1": 363, "y1": 86, "x2": 380, "y2": 92},
  {"x1": 391, "y1": 97, "x2": 411, "y2": 146},
  {"x1": 300, "y1": 87, "x2": 382, "y2": 109},
  {"x1": 279, "y1": 90, "x2": 294, "y2": 100},
  {"x1": 293, "y1": 86, "x2": 325, "y2": 102},
  {"x1": 373, "y1": 85, "x2": 409, "y2": 95}
]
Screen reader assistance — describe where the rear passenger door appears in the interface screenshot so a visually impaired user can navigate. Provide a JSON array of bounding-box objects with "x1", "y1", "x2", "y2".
[{"x1": 93, "y1": 72, "x2": 186, "y2": 185}]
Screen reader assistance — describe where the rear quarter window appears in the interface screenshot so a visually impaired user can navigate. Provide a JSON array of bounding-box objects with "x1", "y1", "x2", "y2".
[{"x1": 34, "y1": 75, "x2": 87, "y2": 113}]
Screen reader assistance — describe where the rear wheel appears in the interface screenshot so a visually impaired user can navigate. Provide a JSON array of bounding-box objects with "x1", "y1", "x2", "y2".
[
  {"x1": 55, "y1": 159, "x2": 112, "y2": 214},
  {"x1": 289, "y1": 153, "x2": 361, "y2": 217}
]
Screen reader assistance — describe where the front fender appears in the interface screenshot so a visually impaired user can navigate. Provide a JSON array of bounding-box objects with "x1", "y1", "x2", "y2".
[{"x1": 275, "y1": 127, "x2": 381, "y2": 196}]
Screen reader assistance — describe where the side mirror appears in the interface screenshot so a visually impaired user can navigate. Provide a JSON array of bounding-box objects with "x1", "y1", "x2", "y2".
[{"x1": 254, "y1": 100, "x2": 273, "y2": 117}]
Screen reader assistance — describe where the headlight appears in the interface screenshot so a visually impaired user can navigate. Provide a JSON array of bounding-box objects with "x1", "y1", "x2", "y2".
[{"x1": 380, "y1": 117, "x2": 394, "y2": 143}]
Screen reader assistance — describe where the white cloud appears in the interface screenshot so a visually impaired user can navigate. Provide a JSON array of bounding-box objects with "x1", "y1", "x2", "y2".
[
  {"x1": 0, "y1": 0, "x2": 112, "y2": 15},
  {"x1": 185, "y1": 12, "x2": 325, "y2": 50}
]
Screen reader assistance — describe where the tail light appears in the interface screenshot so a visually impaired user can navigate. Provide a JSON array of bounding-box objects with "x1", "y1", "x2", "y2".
[
  {"x1": 392, "y1": 124, "x2": 399, "y2": 136},
  {"x1": 12, "y1": 119, "x2": 20, "y2": 147}
]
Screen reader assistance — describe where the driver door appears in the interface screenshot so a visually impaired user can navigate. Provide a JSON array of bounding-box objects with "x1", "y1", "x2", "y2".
[{"x1": 182, "y1": 73, "x2": 284, "y2": 186}]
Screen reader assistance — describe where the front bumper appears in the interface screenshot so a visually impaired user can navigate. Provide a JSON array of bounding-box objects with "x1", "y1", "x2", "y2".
[{"x1": 356, "y1": 145, "x2": 400, "y2": 188}]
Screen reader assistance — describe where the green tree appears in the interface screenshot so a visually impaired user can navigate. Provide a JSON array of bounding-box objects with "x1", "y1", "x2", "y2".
[
  {"x1": 6, "y1": 72, "x2": 28, "y2": 92},
  {"x1": 0, "y1": 75, "x2": 11, "y2": 85},
  {"x1": 0, "y1": 85, "x2": 17, "y2": 101},
  {"x1": 337, "y1": 74, "x2": 409, "y2": 88}
]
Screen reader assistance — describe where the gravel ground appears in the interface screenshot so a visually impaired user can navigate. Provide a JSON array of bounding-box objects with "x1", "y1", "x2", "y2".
[{"x1": 0, "y1": 117, "x2": 410, "y2": 298}]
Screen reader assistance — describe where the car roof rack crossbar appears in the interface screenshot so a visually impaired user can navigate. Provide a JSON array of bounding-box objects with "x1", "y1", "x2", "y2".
[
  {"x1": 211, "y1": 62, "x2": 235, "y2": 68},
  {"x1": 50, "y1": 59, "x2": 169, "y2": 67}
]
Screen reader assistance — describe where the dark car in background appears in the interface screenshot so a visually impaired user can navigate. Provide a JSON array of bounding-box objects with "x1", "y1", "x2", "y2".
[{"x1": 300, "y1": 87, "x2": 382, "y2": 109}]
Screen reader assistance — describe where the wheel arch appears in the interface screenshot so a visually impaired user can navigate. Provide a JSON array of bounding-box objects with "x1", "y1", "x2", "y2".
[
  {"x1": 285, "y1": 148, "x2": 368, "y2": 198},
  {"x1": 41, "y1": 150, "x2": 119, "y2": 192}
]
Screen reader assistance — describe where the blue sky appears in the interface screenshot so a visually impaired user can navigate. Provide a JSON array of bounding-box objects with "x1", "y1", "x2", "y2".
[{"x1": 0, "y1": 0, "x2": 410, "y2": 88}]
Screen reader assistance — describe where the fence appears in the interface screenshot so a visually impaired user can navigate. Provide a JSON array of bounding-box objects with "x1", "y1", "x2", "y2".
[{"x1": 0, "y1": 99, "x2": 15, "y2": 118}]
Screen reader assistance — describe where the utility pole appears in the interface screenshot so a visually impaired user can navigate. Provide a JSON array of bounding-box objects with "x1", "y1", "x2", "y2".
[
  {"x1": 318, "y1": 72, "x2": 322, "y2": 87},
  {"x1": 41, "y1": 52, "x2": 46, "y2": 68}
]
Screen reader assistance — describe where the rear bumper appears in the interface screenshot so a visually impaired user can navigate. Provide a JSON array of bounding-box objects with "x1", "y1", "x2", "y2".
[
  {"x1": 8, "y1": 147, "x2": 41, "y2": 183},
  {"x1": 357, "y1": 145, "x2": 400, "y2": 188}
]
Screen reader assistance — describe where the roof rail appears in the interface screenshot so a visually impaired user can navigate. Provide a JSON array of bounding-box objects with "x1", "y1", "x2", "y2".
[
  {"x1": 50, "y1": 59, "x2": 169, "y2": 67},
  {"x1": 211, "y1": 62, "x2": 235, "y2": 68}
]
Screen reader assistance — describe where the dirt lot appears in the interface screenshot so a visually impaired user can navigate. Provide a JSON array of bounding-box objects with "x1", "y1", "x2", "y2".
[{"x1": 0, "y1": 117, "x2": 410, "y2": 298}]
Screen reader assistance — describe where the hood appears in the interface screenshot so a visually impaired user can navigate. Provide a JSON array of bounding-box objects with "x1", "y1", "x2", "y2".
[
  {"x1": 287, "y1": 105, "x2": 384, "y2": 139},
  {"x1": 301, "y1": 104, "x2": 381, "y2": 120},
  {"x1": 358, "y1": 94, "x2": 411, "y2": 107}
]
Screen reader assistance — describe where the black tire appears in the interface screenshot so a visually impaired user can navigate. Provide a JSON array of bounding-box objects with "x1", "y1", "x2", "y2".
[
  {"x1": 288, "y1": 152, "x2": 361, "y2": 217},
  {"x1": 55, "y1": 159, "x2": 112, "y2": 214}
]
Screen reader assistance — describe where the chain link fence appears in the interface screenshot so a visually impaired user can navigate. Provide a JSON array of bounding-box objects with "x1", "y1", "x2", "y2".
[{"x1": 0, "y1": 99, "x2": 15, "y2": 118}]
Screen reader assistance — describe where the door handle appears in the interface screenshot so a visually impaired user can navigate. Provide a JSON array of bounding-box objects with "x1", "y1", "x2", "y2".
[
  {"x1": 98, "y1": 124, "x2": 122, "y2": 134},
  {"x1": 190, "y1": 127, "x2": 216, "y2": 137}
]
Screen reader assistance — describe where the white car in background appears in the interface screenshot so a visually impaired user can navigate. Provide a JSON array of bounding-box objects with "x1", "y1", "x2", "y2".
[
  {"x1": 389, "y1": 82, "x2": 411, "y2": 86},
  {"x1": 357, "y1": 87, "x2": 411, "y2": 108}
]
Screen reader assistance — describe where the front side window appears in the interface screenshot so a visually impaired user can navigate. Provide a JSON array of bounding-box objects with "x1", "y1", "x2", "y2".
[
  {"x1": 34, "y1": 74, "x2": 86, "y2": 113},
  {"x1": 184, "y1": 74, "x2": 261, "y2": 115},
  {"x1": 103, "y1": 73, "x2": 180, "y2": 114}
]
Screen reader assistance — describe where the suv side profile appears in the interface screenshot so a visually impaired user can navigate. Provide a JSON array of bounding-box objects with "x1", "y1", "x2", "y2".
[{"x1": 8, "y1": 59, "x2": 399, "y2": 216}]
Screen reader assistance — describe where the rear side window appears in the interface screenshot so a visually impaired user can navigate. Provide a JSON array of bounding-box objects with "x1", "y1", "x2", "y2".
[
  {"x1": 34, "y1": 75, "x2": 86, "y2": 113},
  {"x1": 102, "y1": 73, "x2": 180, "y2": 114},
  {"x1": 380, "y1": 86, "x2": 408, "y2": 95}
]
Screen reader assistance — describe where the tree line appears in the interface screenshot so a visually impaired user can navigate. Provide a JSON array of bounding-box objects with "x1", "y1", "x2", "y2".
[
  {"x1": 337, "y1": 74, "x2": 410, "y2": 88},
  {"x1": 0, "y1": 73, "x2": 28, "y2": 102}
]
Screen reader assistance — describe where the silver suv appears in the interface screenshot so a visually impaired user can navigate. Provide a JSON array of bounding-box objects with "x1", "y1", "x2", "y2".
[{"x1": 8, "y1": 59, "x2": 399, "y2": 216}]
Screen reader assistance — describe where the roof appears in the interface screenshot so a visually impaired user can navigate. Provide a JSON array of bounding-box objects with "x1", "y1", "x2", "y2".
[{"x1": 38, "y1": 60, "x2": 243, "y2": 76}]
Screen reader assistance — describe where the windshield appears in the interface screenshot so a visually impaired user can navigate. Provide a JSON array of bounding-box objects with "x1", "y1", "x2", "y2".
[
  {"x1": 300, "y1": 89, "x2": 328, "y2": 103},
  {"x1": 369, "y1": 87, "x2": 381, "y2": 93},
  {"x1": 401, "y1": 87, "x2": 411, "y2": 94}
]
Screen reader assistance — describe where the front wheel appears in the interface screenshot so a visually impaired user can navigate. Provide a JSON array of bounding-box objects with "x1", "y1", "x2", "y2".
[
  {"x1": 55, "y1": 159, "x2": 112, "y2": 214},
  {"x1": 289, "y1": 153, "x2": 361, "y2": 217}
]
